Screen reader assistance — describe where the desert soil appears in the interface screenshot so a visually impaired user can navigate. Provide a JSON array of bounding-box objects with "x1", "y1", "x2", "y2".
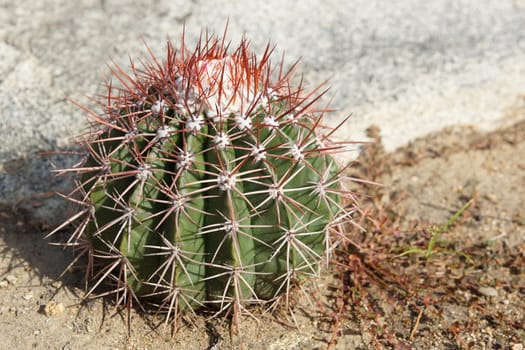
[{"x1": 1, "y1": 115, "x2": 524, "y2": 349}]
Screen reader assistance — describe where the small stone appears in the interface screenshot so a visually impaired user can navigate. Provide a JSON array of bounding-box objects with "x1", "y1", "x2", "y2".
[
  {"x1": 22, "y1": 293, "x2": 33, "y2": 300},
  {"x1": 478, "y1": 286, "x2": 498, "y2": 297},
  {"x1": 43, "y1": 301, "x2": 65, "y2": 316},
  {"x1": 50, "y1": 280, "x2": 63, "y2": 289},
  {"x1": 5, "y1": 275, "x2": 17, "y2": 285},
  {"x1": 0, "y1": 281, "x2": 8, "y2": 288},
  {"x1": 484, "y1": 193, "x2": 498, "y2": 203},
  {"x1": 512, "y1": 344, "x2": 523, "y2": 350}
]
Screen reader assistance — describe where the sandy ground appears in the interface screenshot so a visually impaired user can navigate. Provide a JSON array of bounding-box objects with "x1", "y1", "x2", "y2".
[{"x1": 1, "y1": 111, "x2": 524, "y2": 349}]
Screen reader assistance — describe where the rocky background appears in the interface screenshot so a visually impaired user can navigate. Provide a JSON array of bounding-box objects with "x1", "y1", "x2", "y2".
[{"x1": 1, "y1": 0, "x2": 525, "y2": 223}]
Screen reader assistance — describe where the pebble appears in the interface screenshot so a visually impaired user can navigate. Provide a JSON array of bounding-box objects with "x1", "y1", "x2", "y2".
[
  {"x1": 0, "y1": 281, "x2": 8, "y2": 289},
  {"x1": 50, "y1": 280, "x2": 63, "y2": 289},
  {"x1": 512, "y1": 344, "x2": 523, "y2": 350},
  {"x1": 5, "y1": 275, "x2": 17, "y2": 285},
  {"x1": 43, "y1": 301, "x2": 65, "y2": 316},
  {"x1": 478, "y1": 286, "x2": 498, "y2": 297},
  {"x1": 22, "y1": 293, "x2": 33, "y2": 300}
]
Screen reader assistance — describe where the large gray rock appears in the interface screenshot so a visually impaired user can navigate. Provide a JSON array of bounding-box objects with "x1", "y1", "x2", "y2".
[{"x1": 1, "y1": 0, "x2": 524, "y2": 223}]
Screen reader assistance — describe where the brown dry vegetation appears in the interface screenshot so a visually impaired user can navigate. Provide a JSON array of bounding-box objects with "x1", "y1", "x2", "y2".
[{"x1": 327, "y1": 122, "x2": 525, "y2": 349}]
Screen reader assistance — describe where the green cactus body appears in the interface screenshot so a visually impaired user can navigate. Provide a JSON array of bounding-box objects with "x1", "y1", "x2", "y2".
[{"x1": 56, "y1": 33, "x2": 352, "y2": 318}]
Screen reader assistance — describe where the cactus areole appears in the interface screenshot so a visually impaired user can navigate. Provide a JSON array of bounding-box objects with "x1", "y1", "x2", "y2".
[{"x1": 53, "y1": 30, "x2": 354, "y2": 319}]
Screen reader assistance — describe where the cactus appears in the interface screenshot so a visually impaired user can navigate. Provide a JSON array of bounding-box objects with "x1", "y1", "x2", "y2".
[{"x1": 50, "y1": 30, "x2": 354, "y2": 322}]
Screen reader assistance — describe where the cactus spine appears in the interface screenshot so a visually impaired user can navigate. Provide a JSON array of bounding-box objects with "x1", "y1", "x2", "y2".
[{"x1": 51, "y1": 30, "x2": 354, "y2": 321}]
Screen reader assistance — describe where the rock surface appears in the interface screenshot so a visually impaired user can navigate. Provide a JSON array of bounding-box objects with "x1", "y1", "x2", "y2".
[{"x1": 1, "y1": 1, "x2": 524, "y2": 220}]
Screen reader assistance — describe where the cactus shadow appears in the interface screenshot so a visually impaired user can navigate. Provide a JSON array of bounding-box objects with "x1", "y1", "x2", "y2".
[
  {"x1": 0, "y1": 150, "x2": 85, "y2": 294},
  {"x1": 0, "y1": 203, "x2": 83, "y2": 290}
]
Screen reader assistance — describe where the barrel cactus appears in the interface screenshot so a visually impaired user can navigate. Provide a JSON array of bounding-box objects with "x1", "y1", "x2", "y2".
[{"x1": 50, "y1": 30, "x2": 354, "y2": 322}]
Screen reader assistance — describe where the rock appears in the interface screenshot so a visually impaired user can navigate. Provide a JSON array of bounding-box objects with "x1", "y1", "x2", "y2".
[
  {"x1": 5, "y1": 275, "x2": 17, "y2": 285},
  {"x1": 21, "y1": 293, "x2": 33, "y2": 301},
  {"x1": 50, "y1": 280, "x2": 63, "y2": 289},
  {"x1": 2, "y1": 0, "x2": 525, "y2": 227},
  {"x1": 43, "y1": 301, "x2": 65, "y2": 317},
  {"x1": 477, "y1": 287, "x2": 498, "y2": 297}
]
